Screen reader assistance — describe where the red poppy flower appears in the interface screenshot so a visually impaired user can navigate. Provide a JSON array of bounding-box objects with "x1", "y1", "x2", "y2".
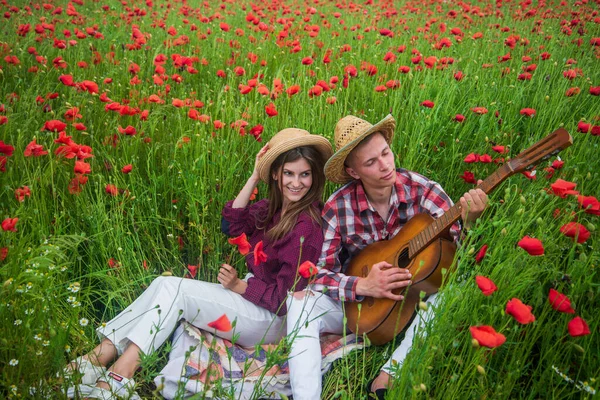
[
  {"x1": 1, "y1": 217, "x2": 18, "y2": 232},
  {"x1": 577, "y1": 195, "x2": 600, "y2": 215},
  {"x1": 551, "y1": 160, "x2": 564, "y2": 169},
  {"x1": 118, "y1": 125, "x2": 137, "y2": 136},
  {"x1": 0, "y1": 141, "x2": 15, "y2": 157},
  {"x1": 42, "y1": 119, "x2": 67, "y2": 132},
  {"x1": 479, "y1": 154, "x2": 492, "y2": 163},
  {"x1": 469, "y1": 326, "x2": 506, "y2": 348},
  {"x1": 421, "y1": 100, "x2": 434, "y2": 108},
  {"x1": 550, "y1": 179, "x2": 578, "y2": 198},
  {"x1": 559, "y1": 222, "x2": 590, "y2": 244},
  {"x1": 506, "y1": 298, "x2": 535, "y2": 324},
  {"x1": 24, "y1": 139, "x2": 48, "y2": 157},
  {"x1": 265, "y1": 102, "x2": 278, "y2": 117},
  {"x1": 520, "y1": 108, "x2": 536, "y2": 117},
  {"x1": 475, "y1": 275, "x2": 497, "y2": 296},
  {"x1": 301, "y1": 57, "x2": 313, "y2": 65},
  {"x1": 122, "y1": 164, "x2": 133, "y2": 174},
  {"x1": 287, "y1": 85, "x2": 300, "y2": 97},
  {"x1": 207, "y1": 314, "x2": 233, "y2": 332},
  {"x1": 463, "y1": 153, "x2": 478, "y2": 163},
  {"x1": 0, "y1": 247, "x2": 7, "y2": 261},
  {"x1": 568, "y1": 316, "x2": 590, "y2": 337},
  {"x1": 14, "y1": 186, "x2": 31, "y2": 202},
  {"x1": 475, "y1": 245, "x2": 488, "y2": 263},
  {"x1": 577, "y1": 121, "x2": 590, "y2": 133},
  {"x1": 253, "y1": 241, "x2": 268, "y2": 266},
  {"x1": 492, "y1": 145, "x2": 507, "y2": 153},
  {"x1": 186, "y1": 264, "x2": 198, "y2": 278},
  {"x1": 454, "y1": 114, "x2": 465, "y2": 122},
  {"x1": 471, "y1": 107, "x2": 488, "y2": 114},
  {"x1": 590, "y1": 86, "x2": 600, "y2": 96},
  {"x1": 548, "y1": 288, "x2": 575, "y2": 313},
  {"x1": 517, "y1": 236, "x2": 544, "y2": 256},
  {"x1": 228, "y1": 233, "x2": 251, "y2": 255},
  {"x1": 299, "y1": 260, "x2": 318, "y2": 279},
  {"x1": 0, "y1": 156, "x2": 6, "y2": 173},
  {"x1": 460, "y1": 171, "x2": 476, "y2": 184},
  {"x1": 105, "y1": 184, "x2": 118, "y2": 196},
  {"x1": 74, "y1": 160, "x2": 91, "y2": 174}
]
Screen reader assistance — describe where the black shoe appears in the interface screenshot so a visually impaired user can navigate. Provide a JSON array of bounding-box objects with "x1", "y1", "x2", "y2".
[{"x1": 366, "y1": 377, "x2": 387, "y2": 400}]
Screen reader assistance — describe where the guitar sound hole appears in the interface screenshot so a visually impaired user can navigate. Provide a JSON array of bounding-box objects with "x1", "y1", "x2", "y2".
[{"x1": 397, "y1": 247, "x2": 410, "y2": 269}]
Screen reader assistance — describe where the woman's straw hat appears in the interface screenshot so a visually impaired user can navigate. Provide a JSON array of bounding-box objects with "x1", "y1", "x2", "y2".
[
  {"x1": 324, "y1": 114, "x2": 396, "y2": 184},
  {"x1": 256, "y1": 128, "x2": 333, "y2": 183}
]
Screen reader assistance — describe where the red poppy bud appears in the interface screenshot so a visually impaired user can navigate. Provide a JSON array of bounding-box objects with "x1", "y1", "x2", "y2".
[
  {"x1": 548, "y1": 288, "x2": 575, "y2": 313},
  {"x1": 475, "y1": 275, "x2": 497, "y2": 296},
  {"x1": 506, "y1": 298, "x2": 536, "y2": 324},
  {"x1": 517, "y1": 236, "x2": 544, "y2": 256},
  {"x1": 475, "y1": 245, "x2": 488, "y2": 263},
  {"x1": 299, "y1": 261, "x2": 318, "y2": 279},
  {"x1": 568, "y1": 316, "x2": 590, "y2": 337}
]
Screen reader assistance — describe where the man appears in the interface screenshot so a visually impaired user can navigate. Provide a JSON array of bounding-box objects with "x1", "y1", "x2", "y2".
[{"x1": 286, "y1": 114, "x2": 488, "y2": 399}]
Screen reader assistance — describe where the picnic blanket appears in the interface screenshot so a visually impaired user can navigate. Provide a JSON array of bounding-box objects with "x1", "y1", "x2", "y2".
[{"x1": 156, "y1": 321, "x2": 364, "y2": 399}]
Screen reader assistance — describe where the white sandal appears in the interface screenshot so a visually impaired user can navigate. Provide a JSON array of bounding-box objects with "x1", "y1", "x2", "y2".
[
  {"x1": 63, "y1": 356, "x2": 107, "y2": 384},
  {"x1": 94, "y1": 370, "x2": 140, "y2": 399}
]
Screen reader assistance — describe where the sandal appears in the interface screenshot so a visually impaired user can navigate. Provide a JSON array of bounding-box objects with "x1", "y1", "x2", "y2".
[
  {"x1": 95, "y1": 371, "x2": 139, "y2": 400},
  {"x1": 366, "y1": 376, "x2": 388, "y2": 400},
  {"x1": 63, "y1": 356, "x2": 107, "y2": 385}
]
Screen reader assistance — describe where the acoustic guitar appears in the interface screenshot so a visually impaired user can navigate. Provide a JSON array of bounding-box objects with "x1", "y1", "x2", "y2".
[{"x1": 345, "y1": 128, "x2": 573, "y2": 345}]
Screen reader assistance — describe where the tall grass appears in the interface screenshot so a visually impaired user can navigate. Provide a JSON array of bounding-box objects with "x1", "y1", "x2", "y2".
[{"x1": 0, "y1": 0, "x2": 598, "y2": 398}]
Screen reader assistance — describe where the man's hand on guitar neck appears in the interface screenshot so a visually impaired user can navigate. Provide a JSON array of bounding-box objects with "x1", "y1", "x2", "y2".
[
  {"x1": 355, "y1": 261, "x2": 412, "y2": 301},
  {"x1": 459, "y1": 181, "x2": 488, "y2": 229}
]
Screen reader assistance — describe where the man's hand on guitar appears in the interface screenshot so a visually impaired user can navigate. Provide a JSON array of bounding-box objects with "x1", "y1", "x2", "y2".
[
  {"x1": 355, "y1": 261, "x2": 412, "y2": 301},
  {"x1": 459, "y1": 180, "x2": 488, "y2": 228}
]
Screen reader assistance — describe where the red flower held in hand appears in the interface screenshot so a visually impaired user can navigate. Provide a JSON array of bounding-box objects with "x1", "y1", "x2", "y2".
[
  {"x1": 568, "y1": 316, "x2": 590, "y2": 337},
  {"x1": 548, "y1": 288, "x2": 575, "y2": 313},
  {"x1": 228, "y1": 233, "x2": 251, "y2": 255},
  {"x1": 517, "y1": 236, "x2": 544, "y2": 256},
  {"x1": 2, "y1": 218, "x2": 18, "y2": 232},
  {"x1": 253, "y1": 241, "x2": 268, "y2": 266},
  {"x1": 550, "y1": 179, "x2": 579, "y2": 198},
  {"x1": 475, "y1": 275, "x2": 497, "y2": 296},
  {"x1": 469, "y1": 326, "x2": 506, "y2": 348},
  {"x1": 475, "y1": 245, "x2": 488, "y2": 263},
  {"x1": 560, "y1": 222, "x2": 590, "y2": 244},
  {"x1": 299, "y1": 260, "x2": 318, "y2": 279},
  {"x1": 207, "y1": 314, "x2": 233, "y2": 332},
  {"x1": 506, "y1": 298, "x2": 536, "y2": 324}
]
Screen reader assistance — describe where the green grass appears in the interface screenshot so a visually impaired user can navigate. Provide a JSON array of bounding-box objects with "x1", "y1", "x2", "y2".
[{"x1": 1, "y1": 0, "x2": 599, "y2": 398}]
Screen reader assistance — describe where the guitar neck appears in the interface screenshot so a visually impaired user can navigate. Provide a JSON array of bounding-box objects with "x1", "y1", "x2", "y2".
[{"x1": 408, "y1": 164, "x2": 514, "y2": 258}]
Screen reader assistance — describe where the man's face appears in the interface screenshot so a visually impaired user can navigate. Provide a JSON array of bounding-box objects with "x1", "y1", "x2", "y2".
[{"x1": 345, "y1": 132, "x2": 396, "y2": 190}]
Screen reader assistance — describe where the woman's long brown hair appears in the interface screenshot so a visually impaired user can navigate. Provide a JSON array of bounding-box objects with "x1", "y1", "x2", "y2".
[{"x1": 257, "y1": 145, "x2": 326, "y2": 242}]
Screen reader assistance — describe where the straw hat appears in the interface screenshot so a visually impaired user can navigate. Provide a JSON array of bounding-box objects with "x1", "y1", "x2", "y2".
[
  {"x1": 324, "y1": 114, "x2": 396, "y2": 184},
  {"x1": 256, "y1": 128, "x2": 333, "y2": 183}
]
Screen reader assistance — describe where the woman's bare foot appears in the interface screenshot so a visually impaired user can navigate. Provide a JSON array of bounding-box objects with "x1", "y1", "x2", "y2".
[{"x1": 370, "y1": 371, "x2": 392, "y2": 391}]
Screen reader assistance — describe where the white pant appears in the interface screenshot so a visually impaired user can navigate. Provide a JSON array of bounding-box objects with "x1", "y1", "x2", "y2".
[
  {"x1": 286, "y1": 291, "x2": 438, "y2": 400},
  {"x1": 97, "y1": 276, "x2": 285, "y2": 356}
]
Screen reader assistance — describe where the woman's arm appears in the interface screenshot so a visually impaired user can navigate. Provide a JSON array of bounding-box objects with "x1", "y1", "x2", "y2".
[{"x1": 232, "y1": 144, "x2": 268, "y2": 209}]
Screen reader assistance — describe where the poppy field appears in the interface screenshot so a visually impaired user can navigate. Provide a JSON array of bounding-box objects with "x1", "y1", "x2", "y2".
[{"x1": 1, "y1": 0, "x2": 599, "y2": 398}]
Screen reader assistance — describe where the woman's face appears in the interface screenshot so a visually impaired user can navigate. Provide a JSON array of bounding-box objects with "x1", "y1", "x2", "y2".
[{"x1": 274, "y1": 157, "x2": 313, "y2": 209}]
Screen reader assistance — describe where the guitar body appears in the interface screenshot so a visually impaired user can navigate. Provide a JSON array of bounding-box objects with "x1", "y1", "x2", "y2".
[{"x1": 345, "y1": 213, "x2": 457, "y2": 345}]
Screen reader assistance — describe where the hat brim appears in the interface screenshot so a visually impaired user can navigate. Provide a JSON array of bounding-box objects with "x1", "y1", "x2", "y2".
[
  {"x1": 257, "y1": 135, "x2": 333, "y2": 183},
  {"x1": 324, "y1": 114, "x2": 396, "y2": 184}
]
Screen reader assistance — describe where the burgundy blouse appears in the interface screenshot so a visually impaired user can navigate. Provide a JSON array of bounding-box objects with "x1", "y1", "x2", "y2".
[{"x1": 222, "y1": 199, "x2": 323, "y2": 316}]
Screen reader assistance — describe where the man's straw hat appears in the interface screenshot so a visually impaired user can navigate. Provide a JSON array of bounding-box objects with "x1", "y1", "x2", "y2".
[
  {"x1": 256, "y1": 128, "x2": 333, "y2": 183},
  {"x1": 324, "y1": 114, "x2": 396, "y2": 184}
]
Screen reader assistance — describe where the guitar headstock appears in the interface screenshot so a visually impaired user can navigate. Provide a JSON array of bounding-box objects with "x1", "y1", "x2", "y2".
[{"x1": 508, "y1": 128, "x2": 573, "y2": 174}]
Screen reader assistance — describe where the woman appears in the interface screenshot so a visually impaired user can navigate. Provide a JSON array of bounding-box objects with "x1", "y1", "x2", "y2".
[{"x1": 64, "y1": 128, "x2": 332, "y2": 400}]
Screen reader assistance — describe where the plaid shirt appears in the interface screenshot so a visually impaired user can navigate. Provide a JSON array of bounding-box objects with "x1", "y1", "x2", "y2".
[{"x1": 312, "y1": 168, "x2": 461, "y2": 302}]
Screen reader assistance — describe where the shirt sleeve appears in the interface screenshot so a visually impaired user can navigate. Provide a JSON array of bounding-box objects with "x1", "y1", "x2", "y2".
[
  {"x1": 419, "y1": 180, "x2": 462, "y2": 243},
  {"x1": 221, "y1": 199, "x2": 267, "y2": 238},
  {"x1": 242, "y1": 219, "x2": 321, "y2": 316},
  {"x1": 311, "y1": 202, "x2": 363, "y2": 302}
]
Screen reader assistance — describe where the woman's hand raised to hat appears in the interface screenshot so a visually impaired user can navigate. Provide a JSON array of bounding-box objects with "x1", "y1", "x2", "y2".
[{"x1": 251, "y1": 144, "x2": 270, "y2": 180}]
